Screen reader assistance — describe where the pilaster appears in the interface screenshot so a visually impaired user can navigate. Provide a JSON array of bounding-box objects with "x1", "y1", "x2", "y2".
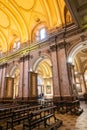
[
  {"x1": 57, "y1": 42, "x2": 70, "y2": 97},
  {"x1": 19, "y1": 57, "x2": 24, "y2": 98},
  {"x1": 23, "y1": 55, "x2": 29, "y2": 98}
]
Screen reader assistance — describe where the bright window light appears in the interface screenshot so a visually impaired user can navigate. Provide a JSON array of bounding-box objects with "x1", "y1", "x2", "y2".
[
  {"x1": 40, "y1": 28, "x2": 46, "y2": 40},
  {"x1": 13, "y1": 42, "x2": 16, "y2": 49},
  {"x1": 17, "y1": 41, "x2": 20, "y2": 49}
]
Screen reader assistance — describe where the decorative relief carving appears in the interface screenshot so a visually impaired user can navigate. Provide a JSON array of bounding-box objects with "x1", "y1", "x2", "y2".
[
  {"x1": 50, "y1": 42, "x2": 67, "y2": 52},
  {"x1": 0, "y1": 63, "x2": 8, "y2": 68},
  {"x1": 19, "y1": 57, "x2": 24, "y2": 63},
  {"x1": 50, "y1": 45, "x2": 57, "y2": 52},
  {"x1": 57, "y1": 42, "x2": 66, "y2": 49},
  {"x1": 19, "y1": 53, "x2": 33, "y2": 63}
]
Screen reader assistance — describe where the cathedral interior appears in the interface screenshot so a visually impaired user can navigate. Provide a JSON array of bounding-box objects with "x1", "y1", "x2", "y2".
[{"x1": 0, "y1": 0, "x2": 87, "y2": 130}]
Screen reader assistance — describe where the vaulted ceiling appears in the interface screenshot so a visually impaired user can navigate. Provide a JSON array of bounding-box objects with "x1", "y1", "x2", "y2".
[
  {"x1": 65, "y1": 0, "x2": 87, "y2": 73},
  {"x1": 0, "y1": 0, "x2": 72, "y2": 52},
  {"x1": 0, "y1": 0, "x2": 87, "y2": 73},
  {"x1": 65, "y1": 0, "x2": 87, "y2": 29}
]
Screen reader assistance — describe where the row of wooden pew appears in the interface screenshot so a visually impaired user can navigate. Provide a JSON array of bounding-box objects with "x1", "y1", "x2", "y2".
[
  {"x1": 0, "y1": 99, "x2": 83, "y2": 130},
  {"x1": 0, "y1": 103, "x2": 63, "y2": 130},
  {"x1": 41, "y1": 99, "x2": 83, "y2": 115}
]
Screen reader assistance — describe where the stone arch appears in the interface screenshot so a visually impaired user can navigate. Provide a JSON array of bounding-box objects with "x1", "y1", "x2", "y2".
[
  {"x1": 67, "y1": 40, "x2": 87, "y2": 95},
  {"x1": 33, "y1": 53, "x2": 52, "y2": 72},
  {"x1": 32, "y1": 53, "x2": 53, "y2": 99},
  {"x1": 7, "y1": 63, "x2": 20, "y2": 99},
  {"x1": 67, "y1": 40, "x2": 87, "y2": 65}
]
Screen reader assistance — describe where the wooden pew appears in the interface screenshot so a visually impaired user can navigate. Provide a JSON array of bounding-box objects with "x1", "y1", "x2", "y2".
[
  {"x1": 6, "y1": 105, "x2": 42, "y2": 130},
  {"x1": 41, "y1": 99, "x2": 53, "y2": 107},
  {"x1": 0, "y1": 104, "x2": 31, "y2": 122},
  {"x1": 53, "y1": 100, "x2": 66, "y2": 114},
  {"x1": 66, "y1": 100, "x2": 83, "y2": 115},
  {"x1": 36, "y1": 120, "x2": 63, "y2": 130},
  {"x1": 23, "y1": 106, "x2": 63, "y2": 130}
]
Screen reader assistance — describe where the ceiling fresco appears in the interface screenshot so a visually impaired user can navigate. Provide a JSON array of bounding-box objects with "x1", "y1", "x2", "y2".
[{"x1": 0, "y1": 0, "x2": 72, "y2": 52}]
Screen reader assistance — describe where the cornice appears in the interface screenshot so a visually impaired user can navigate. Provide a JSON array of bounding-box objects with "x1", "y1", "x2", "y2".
[
  {"x1": 0, "y1": 24, "x2": 85, "y2": 64},
  {"x1": 0, "y1": 62, "x2": 8, "y2": 68}
]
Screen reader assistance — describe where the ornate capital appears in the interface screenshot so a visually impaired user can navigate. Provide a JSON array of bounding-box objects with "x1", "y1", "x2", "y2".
[
  {"x1": 57, "y1": 41, "x2": 66, "y2": 49},
  {"x1": 0, "y1": 62, "x2": 8, "y2": 68},
  {"x1": 50, "y1": 45, "x2": 57, "y2": 52},
  {"x1": 19, "y1": 56, "x2": 24, "y2": 63}
]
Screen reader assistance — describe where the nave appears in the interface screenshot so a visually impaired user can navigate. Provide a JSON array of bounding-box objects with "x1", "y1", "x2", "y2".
[
  {"x1": 19, "y1": 101, "x2": 87, "y2": 130},
  {"x1": 0, "y1": 100, "x2": 86, "y2": 130}
]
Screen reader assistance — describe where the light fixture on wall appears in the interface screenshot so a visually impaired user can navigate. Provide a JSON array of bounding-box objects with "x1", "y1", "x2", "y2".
[
  {"x1": 75, "y1": 71, "x2": 78, "y2": 75},
  {"x1": 12, "y1": 75, "x2": 15, "y2": 78},
  {"x1": 6, "y1": 73, "x2": 9, "y2": 77},
  {"x1": 29, "y1": 68, "x2": 32, "y2": 72}
]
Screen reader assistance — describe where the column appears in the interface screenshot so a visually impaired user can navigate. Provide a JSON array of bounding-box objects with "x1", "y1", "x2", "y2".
[
  {"x1": 67, "y1": 63, "x2": 80, "y2": 99},
  {"x1": 67, "y1": 63, "x2": 75, "y2": 94},
  {"x1": 50, "y1": 44, "x2": 61, "y2": 99},
  {"x1": 0, "y1": 66, "x2": 3, "y2": 98},
  {"x1": 80, "y1": 73, "x2": 86, "y2": 94},
  {"x1": 19, "y1": 57, "x2": 24, "y2": 98},
  {"x1": 1, "y1": 64, "x2": 7, "y2": 98},
  {"x1": 57, "y1": 43, "x2": 70, "y2": 97},
  {"x1": 23, "y1": 55, "x2": 29, "y2": 98}
]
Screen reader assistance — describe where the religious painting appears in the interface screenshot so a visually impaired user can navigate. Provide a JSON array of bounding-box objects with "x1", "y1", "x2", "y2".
[{"x1": 46, "y1": 85, "x2": 51, "y2": 94}]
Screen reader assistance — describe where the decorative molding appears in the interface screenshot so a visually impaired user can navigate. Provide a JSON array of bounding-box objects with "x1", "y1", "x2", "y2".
[
  {"x1": 50, "y1": 41, "x2": 70, "y2": 52},
  {"x1": 50, "y1": 45, "x2": 57, "y2": 52},
  {"x1": 0, "y1": 62, "x2": 8, "y2": 68},
  {"x1": 57, "y1": 42, "x2": 66, "y2": 49},
  {"x1": 19, "y1": 57, "x2": 24, "y2": 63},
  {"x1": 0, "y1": 24, "x2": 85, "y2": 64}
]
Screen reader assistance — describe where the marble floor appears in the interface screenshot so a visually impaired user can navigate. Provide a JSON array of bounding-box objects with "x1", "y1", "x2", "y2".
[
  {"x1": 56, "y1": 101, "x2": 87, "y2": 130},
  {"x1": 7, "y1": 101, "x2": 87, "y2": 130}
]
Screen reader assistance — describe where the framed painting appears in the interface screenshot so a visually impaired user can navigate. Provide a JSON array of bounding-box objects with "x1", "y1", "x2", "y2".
[{"x1": 46, "y1": 85, "x2": 51, "y2": 94}]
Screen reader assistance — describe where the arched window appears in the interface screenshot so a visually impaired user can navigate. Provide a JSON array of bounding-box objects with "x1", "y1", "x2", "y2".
[
  {"x1": 40, "y1": 28, "x2": 46, "y2": 40},
  {"x1": 36, "y1": 27, "x2": 46, "y2": 41},
  {"x1": 13, "y1": 41, "x2": 20, "y2": 51}
]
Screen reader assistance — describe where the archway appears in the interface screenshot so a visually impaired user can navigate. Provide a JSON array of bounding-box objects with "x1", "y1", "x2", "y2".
[
  {"x1": 68, "y1": 40, "x2": 87, "y2": 64},
  {"x1": 10, "y1": 65, "x2": 20, "y2": 99},
  {"x1": 67, "y1": 40, "x2": 87, "y2": 98},
  {"x1": 33, "y1": 56, "x2": 53, "y2": 99}
]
